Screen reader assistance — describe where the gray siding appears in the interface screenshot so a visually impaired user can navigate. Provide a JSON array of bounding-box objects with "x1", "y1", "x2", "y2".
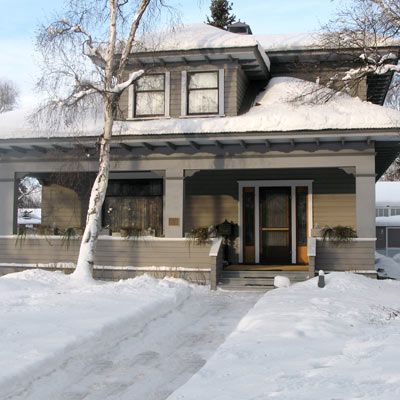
[
  {"x1": 118, "y1": 63, "x2": 243, "y2": 120},
  {"x1": 236, "y1": 67, "x2": 249, "y2": 112},
  {"x1": 184, "y1": 168, "x2": 356, "y2": 233},
  {"x1": 0, "y1": 237, "x2": 219, "y2": 285},
  {"x1": 315, "y1": 240, "x2": 375, "y2": 272}
]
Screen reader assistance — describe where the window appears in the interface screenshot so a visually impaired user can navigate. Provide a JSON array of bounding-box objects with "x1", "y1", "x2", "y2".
[
  {"x1": 134, "y1": 74, "x2": 165, "y2": 117},
  {"x1": 388, "y1": 228, "x2": 400, "y2": 248},
  {"x1": 391, "y1": 208, "x2": 400, "y2": 216},
  {"x1": 187, "y1": 71, "x2": 219, "y2": 115},
  {"x1": 376, "y1": 208, "x2": 389, "y2": 217},
  {"x1": 376, "y1": 227, "x2": 386, "y2": 250}
]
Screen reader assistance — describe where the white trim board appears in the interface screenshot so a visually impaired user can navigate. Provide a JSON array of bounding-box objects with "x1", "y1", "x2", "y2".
[{"x1": 238, "y1": 180, "x2": 313, "y2": 264}]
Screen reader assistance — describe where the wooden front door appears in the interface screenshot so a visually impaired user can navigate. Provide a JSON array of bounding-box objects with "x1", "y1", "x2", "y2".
[{"x1": 259, "y1": 187, "x2": 291, "y2": 264}]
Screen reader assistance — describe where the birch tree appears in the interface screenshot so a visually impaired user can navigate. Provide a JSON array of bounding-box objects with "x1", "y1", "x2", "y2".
[
  {"x1": 321, "y1": 0, "x2": 400, "y2": 95},
  {"x1": 36, "y1": 0, "x2": 175, "y2": 280}
]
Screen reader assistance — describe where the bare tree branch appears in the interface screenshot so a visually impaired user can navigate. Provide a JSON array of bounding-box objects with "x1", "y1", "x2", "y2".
[{"x1": 0, "y1": 79, "x2": 19, "y2": 113}]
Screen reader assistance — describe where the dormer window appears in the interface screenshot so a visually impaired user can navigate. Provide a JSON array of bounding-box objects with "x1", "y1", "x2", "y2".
[
  {"x1": 134, "y1": 74, "x2": 165, "y2": 117},
  {"x1": 187, "y1": 72, "x2": 219, "y2": 115}
]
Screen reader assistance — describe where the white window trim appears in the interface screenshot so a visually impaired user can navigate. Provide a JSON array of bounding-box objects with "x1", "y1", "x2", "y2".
[
  {"x1": 128, "y1": 72, "x2": 169, "y2": 119},
  {"x1": 218, "y1": 68, "x2": 225, "y2": 116},
  {"x1": 181, "y1": 69, "x2": 225, "y2": 117},
  {"x1": 238, "y1": 180, "x2": 313, "y2": 264},
  {"x1": 181, "y1": 71, "x2": 187, "y2": 116}
]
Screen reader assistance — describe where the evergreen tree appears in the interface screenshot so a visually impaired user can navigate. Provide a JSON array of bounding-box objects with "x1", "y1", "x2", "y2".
[{"x1": 206, "y1": 0, "x2": 236, "y2": 30}]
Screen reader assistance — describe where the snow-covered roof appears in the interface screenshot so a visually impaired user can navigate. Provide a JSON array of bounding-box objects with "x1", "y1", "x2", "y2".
[
  {"x1": 376, "y1": 182, "x2": 400, "y2": 206},
  {"x1": 115, "y1": 77, "x2": 400, "y2": 136},
  {"x1": 140, "y1": 23, "x2": 261, "y2": 52},
  {"x1": 376, "y1": 215, "x2": 400, "y2": 226},
  {"x1": 1, "y1": 77, "x2": 400, "y2": 140},
  {"x1": 254, "y1": 33, "x2": 320, "y2": 52},
  {"x1": 137, "y1": 23, "x2": 270, "y2": 70}
]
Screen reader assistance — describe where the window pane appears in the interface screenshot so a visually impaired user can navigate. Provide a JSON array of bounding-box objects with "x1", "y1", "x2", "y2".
[
  {"x1": 376, "y1": 227, "x2": 386, "y2": 249},
  {"x1": 136, "y1": 75, "x2": 164, "y2": 91},
  {"x1": 135, "y1": 92, "x2": 164, "y2": 116},
  {"x1": 296, "y1": 188, "x2": 307, "y2": 246},
  {"x1": 189, "y1": 72, "x2": 218, "y2": 89},
  {"x1": 188, "y1": 89, "x2": 218, "y2": 114},
  {"x1": 388, "y1": 228, "x2": 400, "y2": 247},
  {"x1": 384, "y1": 209, "x2": 389, "y2": 216}
]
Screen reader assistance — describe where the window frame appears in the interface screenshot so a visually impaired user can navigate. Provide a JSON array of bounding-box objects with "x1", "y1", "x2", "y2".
[
  {"x1": 186, "y1": 71, "x2": 219, "y2": 116},
  {"x1": 133, "y1": 73, "x2": 166, "y2": 118}
]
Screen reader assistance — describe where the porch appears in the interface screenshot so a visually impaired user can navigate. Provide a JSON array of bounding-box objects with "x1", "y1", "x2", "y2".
[{"x1": 0, "y1": 147, "x2": 377, "y2": 287}]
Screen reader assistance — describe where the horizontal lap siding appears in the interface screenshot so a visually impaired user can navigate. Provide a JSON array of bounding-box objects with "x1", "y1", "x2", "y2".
[
  {"x1": 184, "y1": 195, "x2": 237, "y2": 232},
  {"x1": 184, "y1": 168, "x2": 356, "y2": 232},
  {"x1": 236, "y1": 68, "x2": 249, "y2": 112},
  {"x1": 313, "y1": 194, "x2": 356, "y2": 228},
  {"x1": 316, "y1": 241, "x2": 375, "y2": 271},
  {"x1": 0, "y1": 238, "x2": 215, "y2": 270}
]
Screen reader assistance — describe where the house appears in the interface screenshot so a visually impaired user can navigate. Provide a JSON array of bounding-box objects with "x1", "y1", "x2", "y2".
[
  {"x1": 1, "y1": 23, "x2": 400, "y2": 289},
  {"x1": 376, "y1": 181, "x2": 400, "y2": 257}
]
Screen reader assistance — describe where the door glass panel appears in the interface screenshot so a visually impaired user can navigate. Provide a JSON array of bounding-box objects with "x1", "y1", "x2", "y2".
[
  {"x1": 243, "y1": 189, "x2": 255, "y2": 246},
  {"x1": 260, "y1": 187, "x2": 291, "y2": 264},
  {"x1": 296, "y1": 187, "x2": 307, "y2": 246}
]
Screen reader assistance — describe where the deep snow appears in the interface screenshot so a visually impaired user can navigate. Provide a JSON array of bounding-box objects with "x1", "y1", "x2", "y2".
[
  {"x1": 168, "y1": 273, "x2": 400, "y2": 400},
  {"x1": 0, "y1": 269, "x2": 260, "y2": 400},
  {"x1": 2, "y1": 77, "x2": 400, "y2": 139}
]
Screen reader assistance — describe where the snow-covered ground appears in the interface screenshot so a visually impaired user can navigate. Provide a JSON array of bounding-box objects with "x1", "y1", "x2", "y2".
[
  {"x1": 1, "y1": 270, "x2": 399, "y2": 400},
  {"x1": 168, "y1": 273, "x2": 400, "y2": 400},
  {"x1": 376, "y1": 252, "x2": 400, "y2": 279},
  {"x1": 0, "y1": 270, "x2": 260, "y2": 400}
]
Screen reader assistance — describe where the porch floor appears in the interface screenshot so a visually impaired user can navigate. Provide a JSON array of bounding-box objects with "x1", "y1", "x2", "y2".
[{"x1": 225, "y1": 264, "x2": 309, "y2": 271}]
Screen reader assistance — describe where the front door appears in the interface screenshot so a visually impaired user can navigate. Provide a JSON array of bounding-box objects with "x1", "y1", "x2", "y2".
[{"x1": 259, "y1": 187, "x2": 291, "y2": 264}]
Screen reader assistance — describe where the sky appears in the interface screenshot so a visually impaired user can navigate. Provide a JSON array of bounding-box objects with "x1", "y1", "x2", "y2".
[{"x1": 0, "y1": 0, "x2": 344, "y2": 106}]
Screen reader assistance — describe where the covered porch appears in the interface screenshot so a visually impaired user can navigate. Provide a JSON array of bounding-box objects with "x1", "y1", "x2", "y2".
[{"x1": 0, "y1": 133, "x2": 383, "y2": 287}]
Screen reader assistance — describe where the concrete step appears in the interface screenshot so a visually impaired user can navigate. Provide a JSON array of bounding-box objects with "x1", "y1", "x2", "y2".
[
  {"x1": 218, "y1": 269, "x2": 310, "y2": 290},
  {"x1": 222, "y1": 270, "x2": 309, "y2": 279}
]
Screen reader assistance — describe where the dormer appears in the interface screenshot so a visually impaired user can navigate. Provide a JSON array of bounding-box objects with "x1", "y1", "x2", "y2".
[{"x1": 118, "y1": 24, "x2": 270, "y2": 120}]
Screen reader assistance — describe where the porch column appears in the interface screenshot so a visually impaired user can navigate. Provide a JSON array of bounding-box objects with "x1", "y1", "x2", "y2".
[
  {"x1": 355, "y1": 173, "x2": 376, "y2": 238},
  {"x1": 0, "y1": 172, "x2": 15, "y2": 235},
  {"x1": 164, "y1": 169, "x2": 184, "y2": 238}
]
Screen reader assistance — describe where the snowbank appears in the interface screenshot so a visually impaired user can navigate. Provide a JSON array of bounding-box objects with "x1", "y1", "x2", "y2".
[
  {"x1": 376, "y1": 252, "x2": 400, "y2": 279},
  {"x1": 376, "y1": 181, "x2": 400, "y2": 207},
  {"x1": 0, "y1": 269, "x2": 192, "y2": 391},
  {"x1": 168, "y1": 273, "x2": 400, "y2": 400}
]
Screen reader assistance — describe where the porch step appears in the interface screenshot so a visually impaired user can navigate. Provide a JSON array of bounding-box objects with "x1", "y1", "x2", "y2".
[{"x1": 218, "y1": 269, "x2": 310, "y2": 291}]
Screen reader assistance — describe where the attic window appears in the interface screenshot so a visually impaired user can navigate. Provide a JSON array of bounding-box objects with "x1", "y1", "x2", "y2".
[
  {"x1": 187, "y1": 72, "x2": 219, "y2": 115},
  {"x1": 134, "y1": 74, "x2": 165, "y2": 117}
]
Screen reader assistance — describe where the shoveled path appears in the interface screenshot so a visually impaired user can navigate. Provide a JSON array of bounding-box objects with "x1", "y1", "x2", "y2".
[{"x1": 4, "y1": 289, "x2": 261, "y2": 400}]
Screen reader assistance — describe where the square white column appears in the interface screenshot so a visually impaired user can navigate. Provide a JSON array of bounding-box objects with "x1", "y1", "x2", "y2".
[
  {"x1": 0, "y1": 176, "x2": 15, "y2": 235},
  {"x1": 164, "y1": 169, "x2": 184, "y2": 238},
  {"x1": 356, "y1": 174, "x2": 376, "y2": 238}
]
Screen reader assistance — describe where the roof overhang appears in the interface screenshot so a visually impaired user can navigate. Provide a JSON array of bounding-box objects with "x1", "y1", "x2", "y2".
[
  {"x1": 1, "y1": 129, "x2": 399, "y2": 181},
  {"x1": 126, "y1": 46, "x2": 270, "y2": 80}
]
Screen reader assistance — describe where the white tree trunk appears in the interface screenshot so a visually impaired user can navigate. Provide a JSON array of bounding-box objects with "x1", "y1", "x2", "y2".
[{"x1": 72, "y1": 101, "x2": 114, "y2": 281}]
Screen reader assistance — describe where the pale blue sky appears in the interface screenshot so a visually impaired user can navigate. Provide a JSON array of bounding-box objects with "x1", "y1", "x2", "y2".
[{"x1": 0, "y1": 0, "x2": 343, "y2": 105}]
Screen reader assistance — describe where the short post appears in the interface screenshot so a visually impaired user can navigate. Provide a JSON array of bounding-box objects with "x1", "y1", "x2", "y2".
[{"x1": 318, "y1": 270, "x2": 325, "y2": 288}]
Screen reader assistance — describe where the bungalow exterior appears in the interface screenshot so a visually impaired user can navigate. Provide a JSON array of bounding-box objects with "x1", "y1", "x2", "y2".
[{"x1": 1, "y1": 23, "x2": 400, "y2": 289}]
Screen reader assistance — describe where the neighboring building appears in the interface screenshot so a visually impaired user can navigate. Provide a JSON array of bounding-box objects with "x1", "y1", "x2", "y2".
[
  {"x1": 376, "y1": 181, "x2": 400, "y2": 257},
  {"x1": 1, "y1": 23, "x2": 400, "y2": 289}
]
